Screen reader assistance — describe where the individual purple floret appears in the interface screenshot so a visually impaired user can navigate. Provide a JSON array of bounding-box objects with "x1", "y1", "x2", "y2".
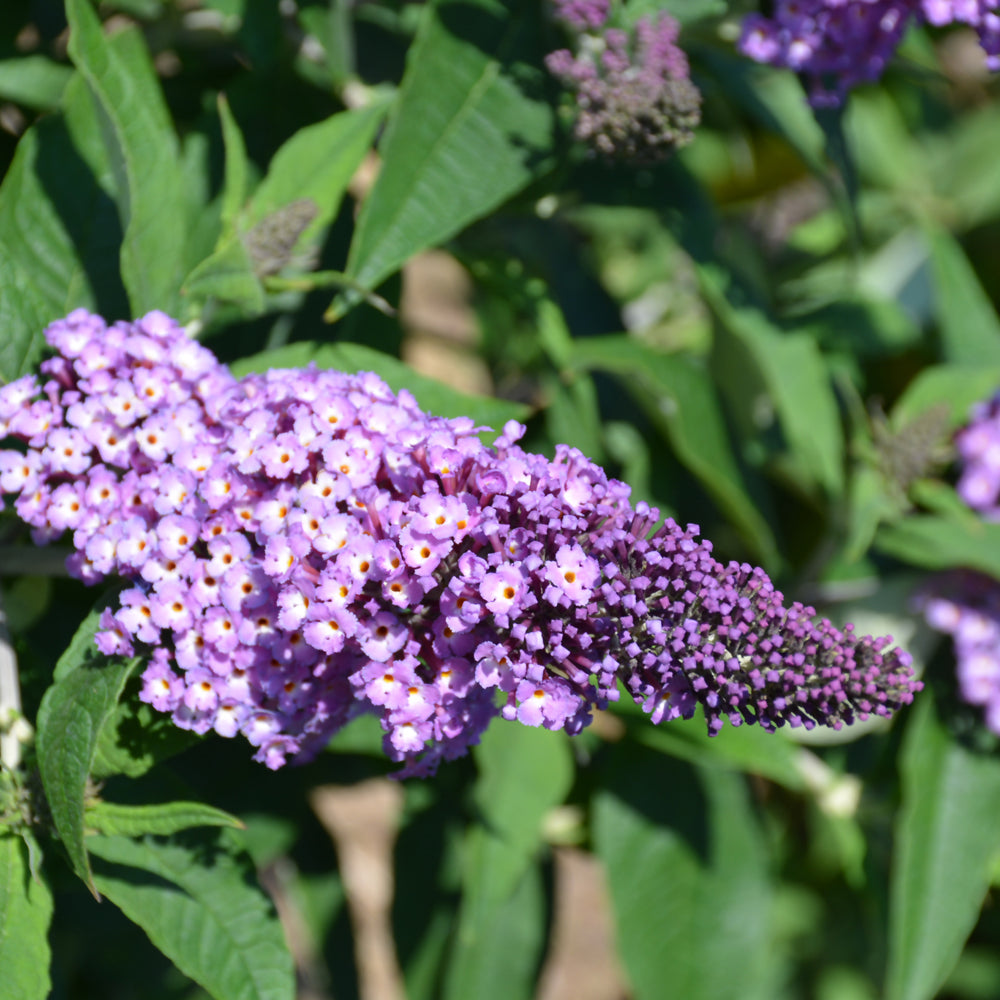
[
  {"x1": 739, "y1": 0, "x2": 1000, "y2": 107},
  {"x1": 0, "y1": 310, "x2": 921, "y2": 776},
  {"x1": 545, "y1": 10, "x2": 702, "y2": 162}
]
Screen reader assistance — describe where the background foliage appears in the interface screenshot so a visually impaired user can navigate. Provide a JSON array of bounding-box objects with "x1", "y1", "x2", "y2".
[{"x1": 1, "y1": 2, "x2": 1000, "y2": 999}]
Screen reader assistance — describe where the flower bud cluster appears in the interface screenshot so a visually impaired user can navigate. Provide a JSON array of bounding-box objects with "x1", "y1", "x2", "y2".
[
  {"x1": 545, "y1": 5, "x2": 701, "y2": 163},
  {"x1": 0, "y1": 310, "x2": 920, "y2": 775},
  {"x1": 740, "y1": 0, "x2": 999, "y2": 106}
]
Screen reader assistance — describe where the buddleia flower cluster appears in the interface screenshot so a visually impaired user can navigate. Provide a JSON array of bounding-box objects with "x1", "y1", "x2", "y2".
[
  {"x1": 545, "y1": 0, "x2": 702, "y2": 162},
  {"x1": 917, "y1": 392, "x2": 1000, "y2": 734},
  {"x1": 740, "y1": 0, "x2": 1000, "y2": 106},
  {"x1": 0, "y1": 311, "x2": 921, "y2": 776},
  {"x1": 954, "y1": 392, "x2": 1000, "y2": 518}
]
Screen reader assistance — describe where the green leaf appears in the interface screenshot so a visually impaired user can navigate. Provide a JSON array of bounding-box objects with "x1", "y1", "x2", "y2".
[
  {"x1": 231, "y1": 342, "x2": 530, "y2": 429},
  {"x1": 566, "y1": 335, "x2": 779, "y2": 565},
  {"x1": 0, "y1": 834, "x2": 53, "y2": 1000},
  {"x1": 707, "y1": 286, "x2": 845, "y2": 498},
  {"x1": 891, "y1": 364, "x2": 1000, "y2": 431},
  {"x1": 91, "y1": 682, "x2": 199, "y2": 780},
  {"x1": 593, "y1": 746, "x2": 776, "y2": 1000},
  {"x1": 0, "y1": 56, "x2": 73, "y2": 110},
  {"x1": 618, "y1": 708, "x2": 808, "y2": 792},
  {"x1": 796, "y1": 297, "x2": 922, "y2": 358},
  {"x1": 245, "y1": 101, "x2": 386, "y2": 250},
  {"x1": 59, "y1": 598, "x2": 195, "y2": 781},
  {"x1": 875, "y1": 514, "x2": 1000, "y2": 578},
  {"x1": 218, "y1": 93, "x2": 249, "y2": 237},
  {"x1": 331, "y1": 0, "x2": 553, "y2": 317},
  {"x1": 924, "y1": 103, "x2": 1000, "y2": 230},
  {"x1": 89, "y1": 830, "x2": 295, "y2": 1000},
  {"x1": 0, "y1": 257, "x2": 50, "y2": 384},
  {"x1": 182, "y1": 237, "x2": 265, "y2": 316},
  {"x1": 844, "y1": 464, "x2": 903, "y2": 564},
  {"x1": 0, "y1": 74, "x2": 129, "y2": 382},
  {"x1": 66, "y1": 0, "x2": 187, "y2": 315},
  {"x1": 441, "y1": 725, "x2": 570, "y2": 1000},
  {"x1": 471, "y1": 723, "x2": 573, "y2": 901},
  {"x1": 86, "y1": 801, "x2": 243, "y2": 838},
  {"x1": 924, "y1": 226, "x2": 1000, "y2": 365},
  {"x1": 623, "y1": 0, "x2": 725, "y2": 25},
  {"x1": 886, "y1": 696, "x2": 1000, "y2": 1000},
  {"x1": 441, "y1": 858, "x2": 545, "y2": 1000},
  {"x1": 844, "y1": 89, "x2": 928, "y2": 194},
  {"x1": 36, "y1": 603, "x2": 139, "y2": 890}
]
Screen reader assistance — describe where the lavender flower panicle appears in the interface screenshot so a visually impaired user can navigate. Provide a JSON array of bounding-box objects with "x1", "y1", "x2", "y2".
[
  {"x1": 739, "y1": 0, "x2": 1000, "y2": 107},
  {"x1": 917, "y1": 571, "x2": 1000, "y2": 733},
  {"x1": 0, "y1": 310, "x2": 921, "y2": 776},
  {"x1": 955, "y1": 392, "x2": 1000, "y2": 519},
  {"x1": 545, "y1": 8, "x2": 702, "y2": 163},
  {"x1": 919, "y1": 392, "x2": 1000, "y2": 734}
]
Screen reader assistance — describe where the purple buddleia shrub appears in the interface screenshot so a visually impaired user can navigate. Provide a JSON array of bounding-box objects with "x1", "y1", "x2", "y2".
[
  {"x1": 739, "y1": 0, "x2": 1000, "y2": 106},
  {"x1": 0, "y1": 311, "x2": 921, "y2": 776}
]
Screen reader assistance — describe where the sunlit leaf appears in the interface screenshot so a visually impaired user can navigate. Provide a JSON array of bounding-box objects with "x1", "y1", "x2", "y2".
[
  {"x1": 886, "y1": 696, "x2": 1000, "y2": 1000},
  {"x1": 0, "y1": 834, "x2": 53, "y2": 1000},
  {"x1": 331, "y1": 0, "x2": 553, "y2": 317},
  {"x1": 90, "y1": 830, "x2": 295, "y2": 1000}
]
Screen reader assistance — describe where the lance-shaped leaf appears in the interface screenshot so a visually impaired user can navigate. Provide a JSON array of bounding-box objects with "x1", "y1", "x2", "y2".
[
  {"x1": 66, "y1": 0, "x2": 187, "y2": 315},
  {"x1": 89, "y1": 830, "x2": 295, "y2": 1000},
  {"x1": 183, "y1": 101, "x2": 386, "y2": 313},
  {"x1": 875, "y1": 514, "x2": 1000, "y2": 579},
  {"x1": 0, "y1": 834, "x2": 53, "y2": 1000},
  {"x1": 593, "y1": 745, "x2": 776, "y2": 1000},
  {"x1": 886, "y1": 696, "x2": 1000, "y2": 1000},
  {"x1": 442, "y1": 725, "x2": 570, "y2": 1000},
  {"x1": 0, "y1": 56, "x2": 73, "y2": 110},
  {"x1": 0, "y1": 72, "x2": 129, "y2": 383},
  {"x1": 924, "y1": 225, "x2": 1000, "y2": 365},
  {"x1": 890, "y1": 364, "x2": 1000, "y2": 431},
  {"x1": 330, "y1": 0, "x2": 554, "y2": 318},
  {"x1": 565, "y1": 335, "x2": 779, "y2": 566},
  {"x1": 36, "y1": 602, "x2": 139, "y2": 891},
  {"x1": 86, "y1": 800, "x2": 243, "y2": 838}
]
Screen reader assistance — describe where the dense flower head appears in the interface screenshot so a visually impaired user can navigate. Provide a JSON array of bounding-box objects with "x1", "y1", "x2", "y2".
[
  {"x1": 739, "y1": 0, "x2": 1000, "y2": 106},
  {"x1": 545, "y1": 8, "x2": 702, "y2": 162},
  {"x1": 0, "y1": 310, "x2": 920, "y2": 775}
]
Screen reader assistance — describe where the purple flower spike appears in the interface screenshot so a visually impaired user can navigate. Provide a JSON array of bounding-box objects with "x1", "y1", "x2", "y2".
[
  {"x1": 738, "y1": 0, "x2": 1000, "y2": 106},
  {"x1": 545, "y1": 9, "x2": 702, "y2": 162},
  {"x1": 918, "y1": 571, "x2": 1000, "y2": 734},
  {"x1": 0, "y1": 310, "x2": 921, "y2": 776},
  {"x1": 919, "y1": 392, "x2": 1000, "y2": 734},
  {"x1": 955, "y1": 393, "x2": 1000, "y2": 519}
]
